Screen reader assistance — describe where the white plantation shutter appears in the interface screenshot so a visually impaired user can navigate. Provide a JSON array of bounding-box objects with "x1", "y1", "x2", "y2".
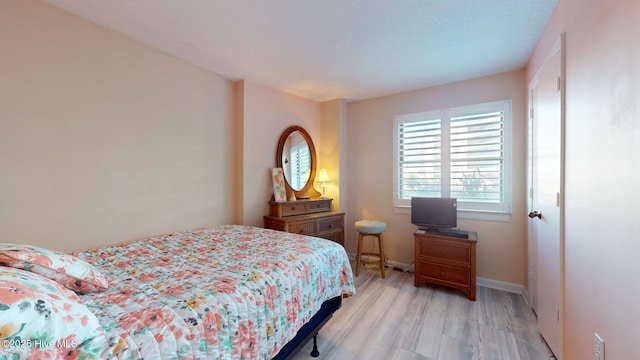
[
  {"x1": 290, "y1": 142, "x2": 310, "y2": 189},
  {"x1": 450, "y1": 111, "x2": 504, "y2": 203},
  {"x1": 394, "y1": 100, "x2": 512, "y2": 217},
  {"x1": 396, "y1": 116, "x2": 442, "y2": 199}
]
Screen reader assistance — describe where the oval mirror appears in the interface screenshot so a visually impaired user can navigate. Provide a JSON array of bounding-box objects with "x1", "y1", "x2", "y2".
[
  {"x1": 276, "y1": 126, "x2": 321, "y2": 199},
  {"x1": 282, "y1": 131, "x2": 310, "y2": 191}
]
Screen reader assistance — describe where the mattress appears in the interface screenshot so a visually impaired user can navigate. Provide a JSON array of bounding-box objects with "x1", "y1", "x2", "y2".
[{"x1": 1, "y1": 225, "x2": 355, "y2": 359}]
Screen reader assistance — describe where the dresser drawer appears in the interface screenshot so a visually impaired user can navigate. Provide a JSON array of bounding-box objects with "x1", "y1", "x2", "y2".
[
  {"x1": 288, "y1": 221, "x2": 316, "y2": 236},
  {"x1": 317, "y1": 231, "x2": 344, "y2": 245},
  {"x1": 318, "y1": 217, "x2": 343, "y2": 232},
  {"x1": 308, "y1": 199, "x2": 332, "y2": 212},
  {"x1": 279, "y1": 202, "x2": 309, "y2": 216},
  {"x1": 414, "y1": 230, "x2": 477, "y2": 300},
  {"x1": 420, "y1": 241, "x2": 471, "y2": 263},
  {"x1": 264, "y1": 210, "x2": 345, "y2": 247},
  {"x1": 269, "y1": 199, "x2": 333, "y2": 217},
  {"x1": 263, "y1": 218, "x2": 285, "y2": 232},
  {"x1": 422, "y1": 262, "x2": 471, "y2": 286}
]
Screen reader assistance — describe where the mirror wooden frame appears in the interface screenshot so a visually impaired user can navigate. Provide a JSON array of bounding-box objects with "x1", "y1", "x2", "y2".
[{"x1": 276, "y1": 126, "x2": 321, "y2": 199}]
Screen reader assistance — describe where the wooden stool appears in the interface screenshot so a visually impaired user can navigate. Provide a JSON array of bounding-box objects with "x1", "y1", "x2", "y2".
[{"x1": 355, "y1": 220, "x2": 387, "y2": 279}]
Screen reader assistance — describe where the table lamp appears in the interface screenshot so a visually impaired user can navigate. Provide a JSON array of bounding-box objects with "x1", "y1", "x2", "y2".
[{"x1": 317, "y1": 168, "x2": 331, "y2": 199}]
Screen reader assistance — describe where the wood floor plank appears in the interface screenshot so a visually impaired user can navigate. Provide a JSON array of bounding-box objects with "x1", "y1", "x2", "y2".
[
  {"x1": 438, "y1": 335, "x2": 479, "y2": 360},
  {"x1": 413, "y1": 288, "x2": 449, "y2": 358},
  {"x1": 392, "y1": 347, "x2": 430, "y2": 360},
  {"x1": 399, "y1": 284, "x2": 435, "y2": 352},
  {"x1": 478, "y1": 326, "x2": 522, "y2": 360},
  {"x1": 291, "y1": 266, "x2": 552, "y2": 360},
  {"x1": 442, "y1": 287, "x2": 479, "y2": 341}
]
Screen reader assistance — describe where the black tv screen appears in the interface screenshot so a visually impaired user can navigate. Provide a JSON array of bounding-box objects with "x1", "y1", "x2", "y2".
[{"x1": 411, "y1": 197, "x2": 457, "y2": 230}]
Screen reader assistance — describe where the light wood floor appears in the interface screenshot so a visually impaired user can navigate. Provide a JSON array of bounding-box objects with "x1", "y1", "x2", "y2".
[{"x1": 292, "y1": 265, "x2": 554, "y2": 360}]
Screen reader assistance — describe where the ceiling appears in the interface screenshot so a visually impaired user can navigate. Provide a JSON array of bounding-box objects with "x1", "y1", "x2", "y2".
[{"x1": 44, "y1": 0, "x2": 557, "y2": 102}]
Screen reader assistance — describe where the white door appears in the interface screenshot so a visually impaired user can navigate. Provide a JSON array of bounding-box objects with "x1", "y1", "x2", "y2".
[{"x1": 528, "y1": 37, "x2": 563, "y2": 358}]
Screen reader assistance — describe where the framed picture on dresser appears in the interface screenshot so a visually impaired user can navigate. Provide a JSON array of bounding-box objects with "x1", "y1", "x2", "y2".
[{"x1": 271, "y1": 167, "x2": 287, "y2": 202}]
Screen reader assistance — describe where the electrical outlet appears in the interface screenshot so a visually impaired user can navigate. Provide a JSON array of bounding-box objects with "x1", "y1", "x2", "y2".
[{"x1": 594, "y1": 333, "x2": 605, "y2": 360}]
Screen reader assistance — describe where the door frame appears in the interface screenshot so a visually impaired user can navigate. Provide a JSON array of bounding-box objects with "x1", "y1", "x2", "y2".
[{"x1": 527, "y1": 33, "x2": 566, "y2": 359}]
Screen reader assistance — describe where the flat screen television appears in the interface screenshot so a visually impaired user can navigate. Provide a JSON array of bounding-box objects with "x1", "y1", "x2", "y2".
[{"x1": 411, "y1": 197, "x2": 458, "y2": 231}]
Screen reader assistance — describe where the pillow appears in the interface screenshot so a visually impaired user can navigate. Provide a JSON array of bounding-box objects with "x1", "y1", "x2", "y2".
[
  {"x1": 0, "y1": 244, "x2": 108, "y2": 293},
  {"x1": 0, "y1": 267, "x2": 105, "y2": 348}
]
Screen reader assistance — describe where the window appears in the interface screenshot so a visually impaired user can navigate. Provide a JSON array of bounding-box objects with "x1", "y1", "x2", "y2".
[
  {"x1": 289, "y1": 142, "x2": 310, "y2": 190},
  {"x1": 394, "y1": 100, "x2": 512, "y2": 220}
]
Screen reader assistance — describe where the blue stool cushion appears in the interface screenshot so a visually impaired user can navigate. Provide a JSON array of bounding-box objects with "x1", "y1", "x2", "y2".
[{"x1": 355, "y1": 220, "x2": 387, "y2": 234}]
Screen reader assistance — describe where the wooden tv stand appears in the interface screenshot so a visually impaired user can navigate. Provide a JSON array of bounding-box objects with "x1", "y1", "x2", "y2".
[{"x1": 414, "y1": 229, "x2": 477, "y2": 300}]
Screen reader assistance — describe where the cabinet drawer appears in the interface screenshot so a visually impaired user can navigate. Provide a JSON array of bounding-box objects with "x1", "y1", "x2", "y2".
[
  {"x1": 279, "y1": 203, "x2": 309, "y2": 216},
  {"x1": 308, "y1": 199, "x2": 332, "y2": 212},
  {"x1": 288, "y1": 222, "x2": 316, "y2": 235},
  {"x1": 421, "y1": 241, "x2": 471, "y2": 263},
  {"x1": 263, "y1": 218, "x2": 285, "y2": 231},
  {"x1": 318, "y1": 217, "x2": 343, "y2": 232},
  {"x1": 423, "y1": 262, "x2": 470, "y2": 286},
  {"x1": 317, "y1": 231, "x2": 344, "y2": 245},
  {"x1": 269, "y1": 199, "x2": 332, "y2": 217}
]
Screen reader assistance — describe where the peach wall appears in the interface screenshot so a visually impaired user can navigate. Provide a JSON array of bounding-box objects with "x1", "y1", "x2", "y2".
[
  {"x1": 527, "y1": 0, "x2": 640, "y2": 359},
  {"x1": 0, "y1": 1, "x2": 236, "y2": 251},
  {"x1": 320, "y1": 99, "x2": 348, "y2": 211},
  {"x1": 239, "y1": 81, "x2": 321, "y2": 226},
  {"x1": 11, "y1": 9, "x2": 640, "y2": 359},
  {"x1": 345, "y1": 70, "x2": 528, "y2": 285}
]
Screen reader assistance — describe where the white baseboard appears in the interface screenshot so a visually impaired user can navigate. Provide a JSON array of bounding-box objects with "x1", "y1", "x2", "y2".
[
  {"x1": 386, "y1": 259, "x2": 415, "y2": 272},
  {"x1": 522, "y1": 287, "x2": 531, "y2": 307},
  {"x1": 348, "y1": 252, "x2": 528, "y2": 301},
  {"x1": 347, "y1": 253, "x2": 416, "y2": 272},
  {"x1": 476, "y1": 277, "x2": 525, "y2": 296}
]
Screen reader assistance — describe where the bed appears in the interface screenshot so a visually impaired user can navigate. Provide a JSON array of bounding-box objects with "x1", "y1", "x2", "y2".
[{"x1": 0, "y1": 225, "x2": 356, "y2": 359}]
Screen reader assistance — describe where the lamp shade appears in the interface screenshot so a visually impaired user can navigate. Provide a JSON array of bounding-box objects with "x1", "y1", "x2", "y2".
[{"x1": 317, "y1": 168, "x2": 331, "y2": 183}]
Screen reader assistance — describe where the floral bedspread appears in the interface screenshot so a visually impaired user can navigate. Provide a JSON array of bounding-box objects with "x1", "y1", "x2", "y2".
[{"x1": 75, "y1": 225, "x2": 355, "y2": 359}]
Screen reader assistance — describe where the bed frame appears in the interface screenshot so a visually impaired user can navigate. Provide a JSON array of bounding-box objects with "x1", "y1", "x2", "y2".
[{"x1": 272, "y1": 295, "x2": 342, "y2": 359}]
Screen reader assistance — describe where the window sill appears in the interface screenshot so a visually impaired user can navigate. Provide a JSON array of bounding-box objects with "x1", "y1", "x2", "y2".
[{"x1": 394, "y1": 206, "x2": 511, "y2": 222}]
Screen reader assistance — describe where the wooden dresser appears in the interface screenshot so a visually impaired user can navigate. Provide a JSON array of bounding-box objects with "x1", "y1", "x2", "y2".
[
  {"x1": 264, "y1": 198, "x2": 345, "y2": 246},
  {"x1": 414, "y1": 229, "x2": 477, "y2": 300}
]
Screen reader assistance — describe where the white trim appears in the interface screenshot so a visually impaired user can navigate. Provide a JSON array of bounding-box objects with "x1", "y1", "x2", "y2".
[
  {"x1": 386, "y1": 259, "x2": 415, "y2": 273},
  {"x1": 347, "y1": 253, "x2": 416, "y2": 273},
  {"x1": 350, "y1": 254, "x2": 529, "y2": 301},
  {"x1": 526, "y1": 34, "x2": 566, "y2": 358},
  {"x1": 393, "y1": 100, "x2": 513, "y2": 213},
  {"x1": 457, "y1": 209, "x2": 511, "y2": 222},
  {"x1": 522, "y1": 286, "x2": 531, "y2": 308},
  {"x1": 394, "y1": 205, "x2": 511, "y2": 222},
  {"x1": 476, "y1": 277, "x2": 525, "y2": 296}
]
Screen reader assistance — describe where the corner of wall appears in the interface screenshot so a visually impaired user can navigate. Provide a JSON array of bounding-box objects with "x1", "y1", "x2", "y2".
[
  {"x1": 233, "y1": 80, "x2": 246, "y2": 224},
  {"x1": 320, "y1": 99, "x2": 348, "y2": 212}
]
